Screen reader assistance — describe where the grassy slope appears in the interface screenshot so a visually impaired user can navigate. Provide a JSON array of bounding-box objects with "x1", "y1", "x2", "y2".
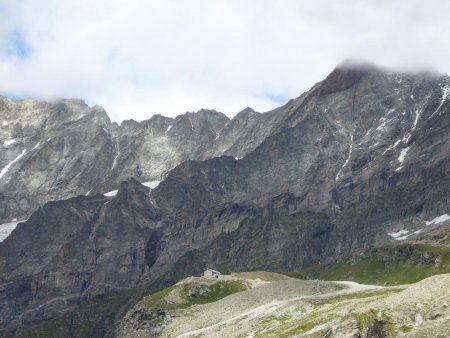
[
  {"x1": 139, "y1": 280, "x2": 247, "y2": 310},
  {"x1": 286, "y1": 243, "x2": 450, "y2": 286}
]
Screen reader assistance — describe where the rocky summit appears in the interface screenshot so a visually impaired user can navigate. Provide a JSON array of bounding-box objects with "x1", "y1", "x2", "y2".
[{"x1": 0, "y1": 60, "x2": 450, "y2": 337}]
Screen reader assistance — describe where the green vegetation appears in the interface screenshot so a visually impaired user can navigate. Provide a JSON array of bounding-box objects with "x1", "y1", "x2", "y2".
[
  {"x1": 139, "y1": 279, "x2": 247, "y2": 312},
  {"x1": 313, "y1": 288, "x2": 401, "y2": 307},
  {"x1": 258, "y1": 313, "x2": 292, "y2": 326},
  {"x1": 139, "y1": 285, "x2": 177, "y2": 309},
  {"x1": 254, "y1": 286, "x2": 407, "y2": 338},
  {"x1": 287, "y1": 243, "x2": 450, "y2": 286},
  {"x1": 400, "y1": 324, "x2": 412, "y2": 333},
  {"x1": 272, "y1": 311, "x2": 336, "y2": 338},
  {"x1": 352, "y1": 309, "x2": 395, "y2": 337},
  {"x1": 12, "y1": 279, "x2": 245, "y2": 338},
  {"x1": 179, "y1": 280, "x2": 247, "y2": 308}
]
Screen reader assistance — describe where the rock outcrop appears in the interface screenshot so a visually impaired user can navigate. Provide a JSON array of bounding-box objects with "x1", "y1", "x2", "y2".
[{"x1": 1, "y1": 61, "x2": 450, "y2": 336}]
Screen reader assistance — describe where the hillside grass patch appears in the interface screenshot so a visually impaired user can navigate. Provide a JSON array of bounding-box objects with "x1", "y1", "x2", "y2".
[
  {"x1": 179, "y1": 280, "x2": 247, "y2": 308},
  {"x1": 138, "y1": 280, "x2": 247, "y2": 312},
  {"x1": 287, "y1": 244, "x2": 450, "y2": 286}
]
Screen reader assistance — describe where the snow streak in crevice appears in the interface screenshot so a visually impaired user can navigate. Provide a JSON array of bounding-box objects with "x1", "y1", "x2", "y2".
[
  {"x1": 111, "y1": 152, "x2": 120, "y2": 170},
  {"x1": 111, "y1": 136, "x2": 120, "y2": 170},
  {"x1": 428, "y1": 85, "x2": 450, "y2": 120},
  {"x1": 164, "y1": 124, "x2": 172, "y2": 134},
  {"x1": 336, "y1": 134, "x2": 353, "y2": 181},
  {"x1": 0, "y1": 149, "x2": 27, "y2": 179}
]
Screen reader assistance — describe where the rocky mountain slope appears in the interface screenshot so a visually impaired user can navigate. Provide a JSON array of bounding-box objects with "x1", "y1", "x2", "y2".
[
  {"x1": 0, "y1": 99, "x2": 268, "y2": 224},
  {"x1": 112, "y1": 272, "x2": 450, "y2": 338},
  {"x1": 1, "y1": 60, "x2": 450, "y2": 336}
]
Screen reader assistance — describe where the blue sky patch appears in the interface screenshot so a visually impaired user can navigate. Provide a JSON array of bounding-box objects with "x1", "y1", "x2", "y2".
[
  {"x1": 5, "y1": 30, "x2": 31, "y2": 59},
  {"x1": 0, "y1": 91, "x2": 28, "y2": 100},
  {"x1": 258, "y1": 92, "x2": 289, "y2": 105}
]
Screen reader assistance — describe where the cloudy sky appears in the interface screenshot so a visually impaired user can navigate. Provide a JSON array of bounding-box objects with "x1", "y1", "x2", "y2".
[{"x1": 0, "y1": 0, "x2": 449, "y2": 122}]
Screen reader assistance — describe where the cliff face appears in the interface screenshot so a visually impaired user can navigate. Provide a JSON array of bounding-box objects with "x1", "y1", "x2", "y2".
[
  {"x1": 0, "y1": 102, "x2": 270, "y2": 224},
  {"x1": 0, "y1": 100, "x2": 114, "y2": 223},
  {"x1": 1, "y1": 61, "x2": 450, "y2": 335}
]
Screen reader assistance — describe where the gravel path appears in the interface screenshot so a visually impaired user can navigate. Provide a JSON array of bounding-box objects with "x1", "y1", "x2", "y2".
[{"x1": 162, "y1": 279, "x2": 381, "y2": 338}]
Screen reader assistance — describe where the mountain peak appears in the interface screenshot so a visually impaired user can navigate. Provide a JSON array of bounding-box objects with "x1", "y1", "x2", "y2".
[
  {"x1": 315, "y1": 59, "x2": 379, "y2": 96},
  {"x1": 335, "y1": 58, "x2": 380, "y2": 71},
  {"x1": 238, "y1": 107, "x2": 257, "y2": 114}
]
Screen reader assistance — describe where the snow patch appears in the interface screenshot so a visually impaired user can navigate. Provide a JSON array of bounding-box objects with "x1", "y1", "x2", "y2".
[
  {"x1": 376, "y1": 118, "x2": 387, "y2": 131},
  {"x1": 429, "y1": 85, "x2": 450, "y2": 119},
  {"x1": 401, "y1": 96, "x2": 430, "y2": 144},
  {"x1": 164, "y1": 124, "x2": 172, "y2": 134},
  {"x1": 111, "y1": 152, "x2": 120, "y2": 169},
  {"x1": 30, "y1": 143, "x2": 40, "y2": 151},
  {"x1": 3, "y1": 139, "x2": 16, "y2": 146},
  {"x1": 0, "y1": 221, "x2": 20, "y2": 242},
  {"x1": 395, "y1": 147, "x2": 410, "y2": 171},
  {"x1": 335, "y1": 135, "x2": 353, "y2": 181},
  {"x1": 104, "y1": 190, "x2": 118, "y2": 197},
  {"x1": 142, "y1": 181, "x2": 161, "y2": 189},
  {"x1": 104, "y1": 181, "x2": 160, "y2": 196},
  {"x1": 388, "y1": 230, "x2": 409, "y2": 238},
  {"x1": 394, "y1": 235, "x2": 410, "y2": 241},
  {"x1": 398, "y1": 147, "x2": 410, "y2": 163},
  {"x1": 382, "y1": 139, "x2": 401, "y2": 155},
  {"x1": 85, "y1": 188, "x2": 93, "y2": 196},
  {"x1": 0, "y1": 149, "x2": 27, "y2": 179},
  {"x1": 412, "y1": 110, "x2": 420, "y2": 130},
  {"x1": 425, "y1": 214, "x2": 450, "y2": 226},
  {"x1": 2, "y1": 121, "x2": 8, "y2": 127}
]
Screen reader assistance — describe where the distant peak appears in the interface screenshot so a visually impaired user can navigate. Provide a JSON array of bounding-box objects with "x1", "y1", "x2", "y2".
[
  {"x1": 120, "y1": 119, "x2": 139, "y2": 127},
  {"x1": 148, "y1": 114, "x2": 172, "y2": 122},
  {"x1": 196, "y1": 108, "x2": 217, "y2": 113},
  {"x1": 315, "y1": 59, "x2": 378, "y2": 96},
  {"x1": 335, "y1": 59, "x2": 444, "y2": 77},
  {"x1": 335, "y1": 58, "x2": 380, "y2": 71},
  {"x1": 239, "y1": 107, "x2": 256, "y2": 114},
  {"x1": 194, "y1": 109, "x2": 227, "y2": 117},
  {"x1": 55, "y1": 98, "x2": 89, "y2": 108},
  {"x1": 234, "y1": 107, "x2": 259, "y2": 119}
]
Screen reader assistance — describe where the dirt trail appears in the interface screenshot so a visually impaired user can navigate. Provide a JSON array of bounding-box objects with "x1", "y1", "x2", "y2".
[{"x1": 172, "y1": 280, "x2": 382, "y2": 338}]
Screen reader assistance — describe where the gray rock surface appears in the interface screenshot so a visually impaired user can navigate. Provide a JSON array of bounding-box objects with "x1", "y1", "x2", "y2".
[
  {"x1": 1, "y1": 61, "x2": 450, "y2": 336},
  {"x1": 0, "y1": 101, "x2": 271, "y2": 224}
]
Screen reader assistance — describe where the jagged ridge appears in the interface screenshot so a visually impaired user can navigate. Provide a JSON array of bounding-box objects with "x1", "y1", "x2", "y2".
[{"x1": 0, "y1": 62, "x2": 450, "y2": 336}]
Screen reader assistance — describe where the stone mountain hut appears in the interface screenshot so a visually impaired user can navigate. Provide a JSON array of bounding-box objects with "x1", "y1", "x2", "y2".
[{"x1": 204, "y1": 268, "x2": 221, "y2": 279}]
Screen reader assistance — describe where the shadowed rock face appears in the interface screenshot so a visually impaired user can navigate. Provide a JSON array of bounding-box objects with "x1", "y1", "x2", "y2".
[
  {"x1": 1, "y1": 62, "x2": 450, "y2": 335},
  {"x1": 0, "y1": 179, "x2": 160, "y2": 331},
  {"x1": 0, "y1": 101, "x2": 278, "y2": 224}
]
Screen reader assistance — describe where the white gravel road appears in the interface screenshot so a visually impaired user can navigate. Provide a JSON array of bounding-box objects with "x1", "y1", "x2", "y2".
[{"x1": 164, "y1": 279, "x2": 382, "y2": 338}]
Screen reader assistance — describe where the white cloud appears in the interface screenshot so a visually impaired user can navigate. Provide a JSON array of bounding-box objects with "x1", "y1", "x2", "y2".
[{"x1": 0, "y1": 0, "x2": 449, "y2": 122}]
